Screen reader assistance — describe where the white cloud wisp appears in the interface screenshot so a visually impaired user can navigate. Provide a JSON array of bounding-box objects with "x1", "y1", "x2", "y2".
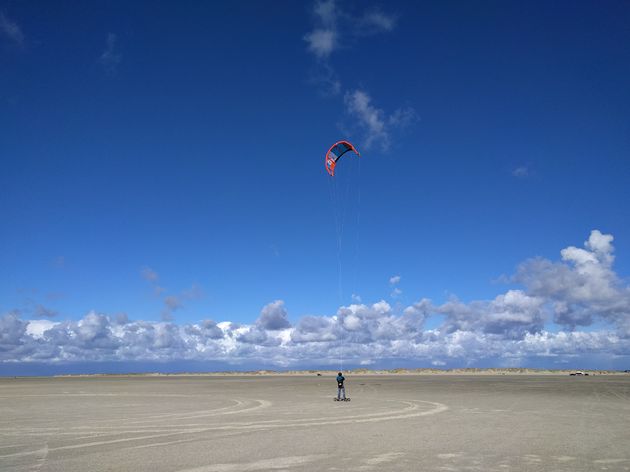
[{"x1": 0, "y1": 12, "x2": 24, "y2": 46}]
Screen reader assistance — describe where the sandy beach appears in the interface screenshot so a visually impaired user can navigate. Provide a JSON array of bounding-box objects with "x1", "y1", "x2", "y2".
[{"x1": 1, "y1": 373, "x2": 629, "y2": 471}]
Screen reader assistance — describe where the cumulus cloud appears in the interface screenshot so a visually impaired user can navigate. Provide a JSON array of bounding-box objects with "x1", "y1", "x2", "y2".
[
  {"x1": 0, "y1": 311, "x2": 232, "y2": 363},
  {"x1": 291, "y1": 315, "x2": 337, "y2": 343},
  {"x1": 515, "y1": 230, "x2": 629, "y2": 330},
  {"x1": 438, "y1": 290, "x2": 545, "y2": 339},
  {"x1": 0, "y1": 12, "x2": 24, "y2": 46},
  {"x1": 99, "y1": 33, "x2": 121, "y2": 75},
  {"x1": 2, "y1": 231, "x2": 630, "y2": 369},
  {"x1": 185, "y1": 319, "x2": 224, "y2": 340},
  {"x1": 25, "y1": 319, "x2": 56, "y2": 339},
  {"x1": 257, "y1": 300, "x2": 291, "y2": 330},
  {"x1": 0, "y1": 312, "x2": 28, "y2": 349}
]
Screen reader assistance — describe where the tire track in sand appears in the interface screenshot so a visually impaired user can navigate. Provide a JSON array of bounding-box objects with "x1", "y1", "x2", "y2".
[{"x1": 0, "y1": 399, "x2": 447, "y2": 458}]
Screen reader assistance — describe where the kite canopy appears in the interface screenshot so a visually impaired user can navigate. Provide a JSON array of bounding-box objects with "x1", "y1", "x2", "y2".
[{"x1": 325, "y1": 140, "x2": 360, "y2": 176}]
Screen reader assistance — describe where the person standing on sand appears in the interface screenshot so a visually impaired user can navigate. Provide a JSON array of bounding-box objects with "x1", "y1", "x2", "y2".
[{"x1": 336, "y1": 372, "x2": 346, "y2": 400}]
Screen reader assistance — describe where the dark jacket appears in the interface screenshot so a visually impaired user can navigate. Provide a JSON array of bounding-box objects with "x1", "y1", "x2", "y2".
[{"x1": 336, "y1": 375, "x2": 345, "y2": 388}]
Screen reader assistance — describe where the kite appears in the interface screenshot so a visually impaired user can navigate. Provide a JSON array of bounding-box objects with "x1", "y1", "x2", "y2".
[{"x1": 325, "y1": 140, "x2": 360, "y2": 176}]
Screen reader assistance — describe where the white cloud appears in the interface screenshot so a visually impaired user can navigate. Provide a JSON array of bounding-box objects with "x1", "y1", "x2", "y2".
[
  {"x1": 291, "y1": 315, "x2": 337, "y2": 343},
  {"x1": 304, "y1": 0, "x2": 338, "y2": 59},
  {"x1": 237, "y1": 326, "x2": 270, "y2": 345},
  {"x1": 344, "y1": 90, "x2": 388, "y2": 149},
  {"x1": 358, "y1": 10, "x2": 397, "y2": 33},
  {"x1": 257, "y1": 300, "x2": 291, "y2": 330},
  {"x1": 185, "y1": 319, "x2": 224, "y2": 340},
  {"x1": 515, "y1": 230, "x2": 629, "y2": 329},
  {"x1": 2, "y1": 231, "x2": 630, "y2": 368},
  {"x1": 585, "y1": 229, "x2": 615, "y2": 265},
  {"x1": 304, "y1": 1, "x2": 397, "y2": 92},
  {"x1": 304, "y1": 2, "x2": 413, "y2": 147},
  {"x1": 344, "y1": 90, "x2": 416, "y2": 150},
  {"x1": 343, "y1": 313, "x2": 361, "y2": 331},
  {"x1": 303, "y1": 1, "x2": 397, "y2": 60},
  {"x1": 26, "y1": 319, "x2": 57, "y2": 339},
  {"x1": 313, "y1": 0, "x2": 338, "y2": 27},
  {"x1": 390, "y1": 277, "x2": 403, "y2": 298},
  {"x1": 1, "y1": 312, "x2": 28, "y2": 348},
  {"x1": 0, "y1": 12, "x2": 24, "y2": 46},
  {"x1": 304, "y1": 29, "x2": 337, "y2": 59},
  {"x1": 72, "y1": 312, "x2": 121, "y2": 350}
]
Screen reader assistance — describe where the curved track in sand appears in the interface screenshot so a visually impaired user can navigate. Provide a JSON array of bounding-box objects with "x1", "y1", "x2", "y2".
[{"x1": 0, "y1": 397, "x2": 447, "y2": 460}]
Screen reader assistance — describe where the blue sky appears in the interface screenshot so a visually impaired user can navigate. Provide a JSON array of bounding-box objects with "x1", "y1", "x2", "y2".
[{"x1": 1, "y1": 1, "x2": 630, "y2": 373}]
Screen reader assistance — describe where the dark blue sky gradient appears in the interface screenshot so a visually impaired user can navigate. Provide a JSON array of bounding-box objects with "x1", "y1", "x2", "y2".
[{"x1": 1, "y1": 0, "x2": 629, "y2": 326}]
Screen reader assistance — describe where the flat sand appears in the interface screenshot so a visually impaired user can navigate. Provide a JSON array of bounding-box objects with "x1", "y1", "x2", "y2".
[{"x1": 1, "y1": 375, "x2": 629, "y2": 471}]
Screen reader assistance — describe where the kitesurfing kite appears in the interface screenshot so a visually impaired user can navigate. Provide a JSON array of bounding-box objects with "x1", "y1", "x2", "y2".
[{"x1": 325, "y1": 140, "x2": 360, "y2": 176}]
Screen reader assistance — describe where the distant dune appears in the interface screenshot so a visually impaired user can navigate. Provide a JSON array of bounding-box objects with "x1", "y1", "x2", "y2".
[{"x1": 51, "y1": 368, "x2": 630, "y2": 378}]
